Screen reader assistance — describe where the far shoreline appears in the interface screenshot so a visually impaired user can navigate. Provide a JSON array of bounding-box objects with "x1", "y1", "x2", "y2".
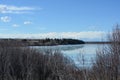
[{"x1": 85, "y1": 41, "x2": 112, "y2": 44}]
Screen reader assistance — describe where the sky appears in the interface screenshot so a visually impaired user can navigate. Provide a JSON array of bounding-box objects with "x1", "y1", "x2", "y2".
[{"x1": 0, "y1": 0, "x2": 120, "y2": 41}]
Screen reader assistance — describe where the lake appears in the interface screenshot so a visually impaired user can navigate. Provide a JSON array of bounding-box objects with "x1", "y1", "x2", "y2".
[{"x1": 32, "y1": 44, "x2": 105, "y2": 67}]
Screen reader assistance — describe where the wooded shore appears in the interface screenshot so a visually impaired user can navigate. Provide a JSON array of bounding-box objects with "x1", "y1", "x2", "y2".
[
  {"x1": 0, "y1": 38, "x2": 113, "y2": 46},
  {"x1": 0, "y1": 38, "x2": 85, "y2": 46}
]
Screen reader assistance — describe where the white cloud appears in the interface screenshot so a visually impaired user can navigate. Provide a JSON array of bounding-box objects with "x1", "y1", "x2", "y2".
[
  {"x1": 0, "y1": 4, "x2": 37, "y2": 14},
  {"x1": 24, "y1": 21, "x2": 32, "y2": 25},
  {"x1": 0, "y1": 16, "x2": 11, "y2": 22},
  {"x1": 0, "y1": 31, "x2": 106, "y2": 40},
  {"x1": 12, "y1": 24, "x2": 19, "y2": 27}
]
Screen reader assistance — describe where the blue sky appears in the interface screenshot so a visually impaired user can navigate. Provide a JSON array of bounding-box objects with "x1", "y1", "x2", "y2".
[{"x1": 0, "y1": 0, "x2": 120, "y2": 41}]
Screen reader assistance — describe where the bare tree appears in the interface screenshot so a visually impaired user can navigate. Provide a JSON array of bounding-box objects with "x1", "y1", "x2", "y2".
[
  {"x1": 91, "y1": 25, "x2": 120, "y2": 80},
  {"x1": 0, "y1": 40, "x2": 78, "y2": 80}
]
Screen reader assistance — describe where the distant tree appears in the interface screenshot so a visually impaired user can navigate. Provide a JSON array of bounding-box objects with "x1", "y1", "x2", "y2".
[{"x1": 22, "y1": 39, "x2": 27, "y2": 42}]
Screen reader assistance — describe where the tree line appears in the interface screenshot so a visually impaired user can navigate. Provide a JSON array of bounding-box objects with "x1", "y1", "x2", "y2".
[
  {"x1": 22, "y1": 38, "x2": 85, "y2": 46},
  {"x1": 0, "y1": 38, "x2": 85, "y2": 46}
]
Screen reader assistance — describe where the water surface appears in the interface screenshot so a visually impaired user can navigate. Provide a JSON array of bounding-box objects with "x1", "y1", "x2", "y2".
[{"x1": 32, "y1": 44, "x2": 105, "y2": 67}]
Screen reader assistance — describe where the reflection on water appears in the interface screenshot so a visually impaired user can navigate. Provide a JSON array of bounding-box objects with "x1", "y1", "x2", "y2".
[{"x1": 32, "y1": 44, "x2": 105, "y2": 67}]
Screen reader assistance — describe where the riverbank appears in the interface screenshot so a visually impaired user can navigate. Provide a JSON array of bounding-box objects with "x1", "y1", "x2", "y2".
[
  {"x1": 0, "y1": 38, "x2": 114, "y2": 46},
  {"x1": 0, "y1": 38, "x2": 85, "y2": 46}
]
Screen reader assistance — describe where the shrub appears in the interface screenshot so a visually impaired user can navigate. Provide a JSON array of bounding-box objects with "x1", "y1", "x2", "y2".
[{"x1": 0, "y1": 41, "x2": 77, "y2": 80}]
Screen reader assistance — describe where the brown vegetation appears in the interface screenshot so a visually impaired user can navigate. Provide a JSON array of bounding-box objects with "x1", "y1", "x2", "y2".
[
  {"x1": 0, "y1": 25, "x2": 120, "y2": 80},
  {"x1": 89, "y1": 25, "x2": 120, "y2": 80},
  {"x1": 0, "y1": 40, "x2": 79, "y2": 80}
]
